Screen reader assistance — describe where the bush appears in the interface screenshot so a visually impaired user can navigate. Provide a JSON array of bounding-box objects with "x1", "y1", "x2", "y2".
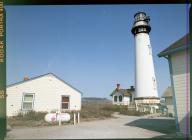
[{"x1": 12, "y1": 111, "x2": 47, "y2": 121}]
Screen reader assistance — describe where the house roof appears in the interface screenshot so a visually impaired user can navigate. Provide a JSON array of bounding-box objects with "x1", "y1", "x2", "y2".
[
  {"x1": 158, "y1": 33, "x2": 190, "y2": 57},
  {"x1": 7, "y1": 73, "x2": 83, "y2": 95},
  {"x1": 162, "y1": 86, "x2": 172, "y2": 98},
  {"x1": 110, "y1": 88, "x2": 135, "y2": 97}
]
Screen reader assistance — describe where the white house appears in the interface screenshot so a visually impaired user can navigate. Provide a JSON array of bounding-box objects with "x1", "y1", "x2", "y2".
[
  {"x1": 158, "y1": 33, "x2": 190, "y2": 135},
  {"x1": 110, "y1": 84, "x2": 135, "y2": 105},
  {"x1": 6, "y1": 73, "x2": 83, "y2": 117},
  {"x1": 162, "y1": 86, "x2": 174, "y2": 117}
]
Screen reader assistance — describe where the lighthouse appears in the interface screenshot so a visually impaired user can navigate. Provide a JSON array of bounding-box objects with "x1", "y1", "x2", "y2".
[{"x1": 131, "y1": 12, "x2": 160, "y2": 113}]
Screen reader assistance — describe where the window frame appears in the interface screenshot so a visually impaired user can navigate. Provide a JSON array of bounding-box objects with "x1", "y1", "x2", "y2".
[
  {"x1": 114, "y1": 95, "x2": 118, "y2": 102},
  {"x1": 22, "y1": 93, "x2": 35, "y2": 111},
  {"x1": 61, "y1": 95, "x2": 70, "y2": 110},
  {"x1": 119, "y1": 95, "x2": 123, "y2": 102}
]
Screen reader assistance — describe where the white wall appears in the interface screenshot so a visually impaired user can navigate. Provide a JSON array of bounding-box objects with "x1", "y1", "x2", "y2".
[
  {"x1": 7, "y1": 74, "x2": 81, "y2": 116},
  {"x1": 170, "y1": 50, "x2": 190, "y2": 134},
  {"x1": 112, "y1": 92, "x2": 131, "y2": 105},
  {"x1": 165, "y1": 97, "x2": 174, "y2": 116},
  {"x1": 135, "y1": 33, "x2": 158, "y2": 98},
  {"x1": 123, "y1": 96, "x2": 130, "y2": 105}
]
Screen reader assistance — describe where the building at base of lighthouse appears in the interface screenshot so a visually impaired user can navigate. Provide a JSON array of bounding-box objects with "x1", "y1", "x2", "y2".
[{"x1": 131, "y1": 12, "x2": 160, "y2": 113}]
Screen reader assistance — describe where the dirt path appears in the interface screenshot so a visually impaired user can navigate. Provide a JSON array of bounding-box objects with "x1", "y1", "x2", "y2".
[{"x1": 6, "y1": 115, "x2": 174, "y2": 139}]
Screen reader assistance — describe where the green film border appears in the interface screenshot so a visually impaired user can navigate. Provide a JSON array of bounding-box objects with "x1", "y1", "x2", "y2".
[
  {"x1": 1, "y1": 0, "x2": 191, "y2": 140},
  {"x1": 0, "y1": 0, "x2": 6, "y2": 140}
]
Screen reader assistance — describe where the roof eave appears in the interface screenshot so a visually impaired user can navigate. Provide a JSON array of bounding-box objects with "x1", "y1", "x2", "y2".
[
  {"x1": 158, "y1": 45, "x2": 187, "y2": 57},
  {"x1": 110, "y1": 89, "x2": 116, "y2": 96}
]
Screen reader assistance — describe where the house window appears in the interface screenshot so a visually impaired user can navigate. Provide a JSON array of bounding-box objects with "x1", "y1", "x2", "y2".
[
  {"x1": 119, "y1": 95, "x2": 123, "y2": 102},
  {"x1": 114, "y1": 96, "x2": 118, "y2": 102},
  {"x1": 61, "y1": 96, "x2": 70, "y2": 109},
  {"x1": 22, "y1": 93, "x2": 35, "y2": 111}
]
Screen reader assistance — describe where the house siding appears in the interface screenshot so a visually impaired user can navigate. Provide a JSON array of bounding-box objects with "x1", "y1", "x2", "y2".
[
  {"x1": 112, "y1": 93, "x2": 131, "y2": 105},
  {"x1": 7, "y1": 74, "x2": 81, "y2": 116},
  {"x1": 123, "y1": 96, "x2": 130, "y2": 105},
  {"x1": 170, "y1": 50, "x2": 190, "y2": 134}
]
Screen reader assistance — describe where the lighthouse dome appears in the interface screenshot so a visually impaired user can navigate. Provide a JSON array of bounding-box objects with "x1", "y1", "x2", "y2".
[{"x1": 131, "y1": 11, "x2": 151, "y2": 35}]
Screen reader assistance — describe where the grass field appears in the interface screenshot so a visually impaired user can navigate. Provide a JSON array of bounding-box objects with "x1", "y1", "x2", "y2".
[{"x1": 8, "y1": 102, "x2": 149, "y2": 127}]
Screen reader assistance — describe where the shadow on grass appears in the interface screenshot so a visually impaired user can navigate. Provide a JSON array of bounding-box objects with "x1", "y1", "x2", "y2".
[{"x1": 125, "y1": 118, "x2": 176, "y2": 134}]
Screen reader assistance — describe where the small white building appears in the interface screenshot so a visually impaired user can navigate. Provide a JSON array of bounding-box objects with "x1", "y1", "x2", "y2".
[
  {"x1": 158, "y1": 33, "x2": 190, "y2": 135},
  {"x1": 162, "y1": 86, "x2": 174, "y2": 117},
  {"x1": 7, "y1": 73, "x2": 82, "y2": 117},
  {"x1": 110, "y1": 84, "x2": 135, "y2": 106}
]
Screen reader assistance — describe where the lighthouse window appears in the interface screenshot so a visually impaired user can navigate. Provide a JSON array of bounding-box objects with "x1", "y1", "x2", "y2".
[
  {"x1": 138, "y1": 28, "x2": 143, "y2": 32},
  {"x1": 152, "y1": 77, "x2": 157, "y2": 90},
  {"x1": 148, "y1": 45, "x2": 152, "y2": 55}
]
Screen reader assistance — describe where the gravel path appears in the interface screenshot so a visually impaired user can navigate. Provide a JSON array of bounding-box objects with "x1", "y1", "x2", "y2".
[{"x1": 6, "y1": 115, "x2": 169, "y2": 139}]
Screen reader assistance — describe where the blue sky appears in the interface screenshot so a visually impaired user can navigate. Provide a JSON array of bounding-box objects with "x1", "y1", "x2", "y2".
[{"x1": 5, "y1": 4, "x2": 188, "y2": 99}]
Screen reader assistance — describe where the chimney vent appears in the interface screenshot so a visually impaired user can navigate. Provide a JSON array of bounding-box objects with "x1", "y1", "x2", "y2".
[
  {"x1": 130, "y1": 86, "x2": 134, "y2": 90},
  {"x1": 116, "y1": 84, "x2": 120, "y2": 90}
]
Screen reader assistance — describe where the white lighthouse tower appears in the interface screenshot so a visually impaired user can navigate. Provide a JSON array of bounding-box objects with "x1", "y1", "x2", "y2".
[{"x1": 131, "y1": 12, "x2": 160, "y2": 113}]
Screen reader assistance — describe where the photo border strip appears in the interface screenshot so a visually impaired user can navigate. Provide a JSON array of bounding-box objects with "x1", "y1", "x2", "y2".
[{"x1": 0, "y1": 0, "x2": 6, "y2": 140}]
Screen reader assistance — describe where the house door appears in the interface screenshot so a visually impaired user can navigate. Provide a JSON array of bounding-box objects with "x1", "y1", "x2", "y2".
[{"x1": 61, "y1": 96, "x2": 70, "y2": 110}]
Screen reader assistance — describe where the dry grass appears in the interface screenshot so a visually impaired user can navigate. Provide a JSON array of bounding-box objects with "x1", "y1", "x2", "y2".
[
  {"x1": 8, "y1": 102, "x2": 150, "y2": 127},
  {"x1": 8, "y1": 111, "x2": 60, "y2": 127},
  {"x1": 11, "y1": 111, "x2": 47, "y2": 121},
  {"x1": 80, "y1": 102, "x2": 114, "y2": 121},
  {"x1": 80, "y1": 102, "x2": 149, "y2": 121}
]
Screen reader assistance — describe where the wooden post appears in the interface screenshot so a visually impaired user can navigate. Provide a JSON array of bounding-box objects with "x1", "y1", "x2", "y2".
[
  {"x1": 73, "y1": 112, "x2": 76, "y2": 125},
  {"x1": 58, "y1": 114, "x2": 61, "y2": 126},
  {"x1": 77, "y1": 112, "x2": 80, "y2": 123},
  {"x1": 56, "y1": 111, "x2": 61, "y2": 126}
]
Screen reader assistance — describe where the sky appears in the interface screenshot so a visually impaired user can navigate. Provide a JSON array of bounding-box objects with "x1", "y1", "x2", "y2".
[{"x1": 5, "y1": 4, "x2": 189, "y2": 99}]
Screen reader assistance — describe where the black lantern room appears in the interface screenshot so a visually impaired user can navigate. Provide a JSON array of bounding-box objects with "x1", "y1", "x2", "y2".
[{"x1": 131, "y1": 12, "x2": 151, "y2": 35}]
